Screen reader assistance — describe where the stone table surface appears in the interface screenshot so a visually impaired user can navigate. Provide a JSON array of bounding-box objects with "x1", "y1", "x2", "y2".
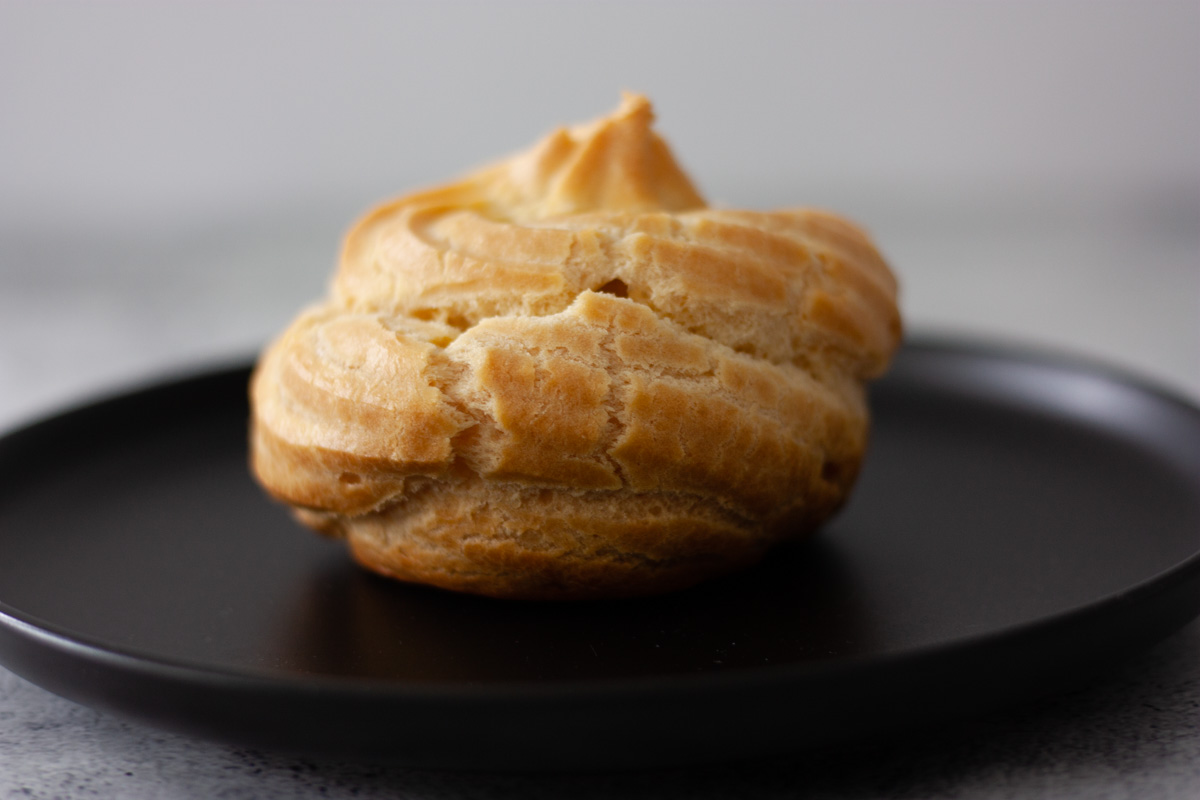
[{"x1": 0, "y1": 195, "x2": 1197, "y2": 798}]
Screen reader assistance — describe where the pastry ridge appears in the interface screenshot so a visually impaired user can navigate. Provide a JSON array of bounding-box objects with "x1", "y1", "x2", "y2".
[{"x1": 251, "y1": 94, "x2": 901, "y2": 599}]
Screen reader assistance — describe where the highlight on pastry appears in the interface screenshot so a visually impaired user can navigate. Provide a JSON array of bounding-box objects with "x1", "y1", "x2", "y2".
[{"x1": 250, "y1": 93, "x2": 902, "y2": 600}]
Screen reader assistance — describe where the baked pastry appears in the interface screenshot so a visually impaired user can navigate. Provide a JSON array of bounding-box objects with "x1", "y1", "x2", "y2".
[{"x1": 251, "y1": 94, "x2": 901, "y2": 600}]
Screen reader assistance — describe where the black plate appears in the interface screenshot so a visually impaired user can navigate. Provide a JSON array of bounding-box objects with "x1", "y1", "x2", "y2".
[{"x1": 1, "y1": 339, "x2": 1199, "y2": 770}]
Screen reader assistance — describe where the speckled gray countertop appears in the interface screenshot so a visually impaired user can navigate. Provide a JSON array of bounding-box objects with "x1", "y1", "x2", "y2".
[{"x1": 1, "y1": 195, "x2": 1197, "y2": 797}]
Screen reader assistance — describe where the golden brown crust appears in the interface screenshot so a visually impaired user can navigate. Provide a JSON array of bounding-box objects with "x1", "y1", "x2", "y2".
[{"x1": 250, "y1": 94, "x2": 901, "y2": 600}]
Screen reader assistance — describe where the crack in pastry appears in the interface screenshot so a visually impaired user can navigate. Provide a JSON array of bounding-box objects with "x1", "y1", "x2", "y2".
[{"x1": 251, "y1": 93, "x2": 902, "y2": 600}]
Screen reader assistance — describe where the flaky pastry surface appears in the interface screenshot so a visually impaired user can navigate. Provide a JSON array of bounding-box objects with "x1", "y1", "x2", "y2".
[{"x1": 251, "y1": 94, "x2": 901, "y2": 599}]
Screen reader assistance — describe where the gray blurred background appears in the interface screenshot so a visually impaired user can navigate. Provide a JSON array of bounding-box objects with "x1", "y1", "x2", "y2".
[{"x1": 1, "y1": 0, "x2": 1197, "y2": 426}]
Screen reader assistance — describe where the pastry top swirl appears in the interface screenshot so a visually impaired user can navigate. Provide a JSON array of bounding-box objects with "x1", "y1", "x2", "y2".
[{"x1": 332, "y1": 93, "x2": 899, "y2": 375}]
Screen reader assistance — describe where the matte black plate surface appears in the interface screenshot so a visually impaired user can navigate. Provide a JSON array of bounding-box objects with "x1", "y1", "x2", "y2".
[{"x1": 1, "y1": 340, "x2": 1199, "y2": 769}]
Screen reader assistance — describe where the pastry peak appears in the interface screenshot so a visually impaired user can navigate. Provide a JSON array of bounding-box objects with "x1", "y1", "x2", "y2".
[{"x1": 497, "y1": 93, "x2": 707, "y2": 221}]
